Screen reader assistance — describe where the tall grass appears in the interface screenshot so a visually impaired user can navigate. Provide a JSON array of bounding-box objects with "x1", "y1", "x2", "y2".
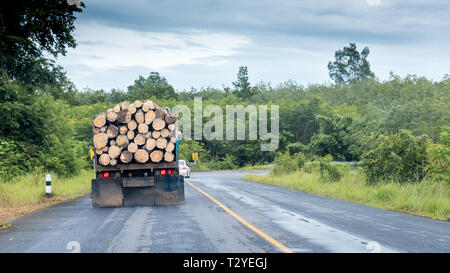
[
  {"x1": 244, "y1": 171, "x2": 450, "y2": 220},
  {"x1": 0, "y1": 169, "x2": 93, "y2": 207}
]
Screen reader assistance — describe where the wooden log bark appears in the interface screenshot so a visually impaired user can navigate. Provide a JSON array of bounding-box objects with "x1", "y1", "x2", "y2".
[
  {"x1": 108, "y1": 145, "x2": 121, "y2": 159},
  {"x1": 165, "y1": 142, "x2": 175, "y2": 153},
  {"x1": 116, "y1": 134, "x2": 129, "y2": 148},
  {"x1": 135, "y1": 109, "x2": 145, "y2": 124},
  {"x1": 119, "y1": 125, "x2": 128, "y2": 135},
  {"x1": 93, "y1": 127, "x2": 101, "y2": 136},
  {"x1": 93, "y1": 133, "x2": 108, "y2": 149},
  {"x1": 100, "y1": 125, "x2": 107, "y2": 133},
  {"x1": 107, "y1": 125, "x2": 119, "y2": 139},
  {"x1": 127, "y1": 130, "x2": 135, "y2": 140},
  {"x1": 117, "y1": 110, "x2": 131, "y2": 124},
  {"x1": 145, "y1": 138, "x2": 156, "y2": 151},
  {"x1": 152, "y1": 118, "x2": 165, "y2": 131},
  {"x1": 155, "y1": 107, "x2": 166, "y2": 119},
  {"x1": 107, "y1": 111, "x2": 118, "y2": 122},
  {"x1": 134, "y1": 133, "x2": 146, "y2": 145},
  {"x1": 156, "y1": 137, "x2": 168, "y2": 149},
  {"x1": 134, "y1": 149, "x2": 149, "y2": 163},
  {"x1": 164, "y1": 151, "x2": 175, "y2": 162},
  {"x1": 165, "y1": 114, "x2": 177, "y2": 125},
  {"x1": 127, "y1": 119, "x2": 137, "y2": 131},
  {"x1": 150, "y1": 150, "x2": 163, "y2": 163},
  {"x1": 99, "y1": 154, "x2": 111, "y2": 166},
  {"x1": 138, "y1": 123, "x2": 149, "y2": 134},
  {"x1": 93, "y1": 113, "x2": 107, "y2": 128},
  {"x1": 127, "y1": 142, "x2": 138, "y2": 153},
  {"x1": 144, "y1": 110, "x2": 156, "y2": 125},
  {"x1": 120, "y1": 150, "x2": 132, "y2": 163}
]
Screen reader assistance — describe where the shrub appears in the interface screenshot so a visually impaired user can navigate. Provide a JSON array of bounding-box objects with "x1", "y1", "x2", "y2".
[
  {"x1": 360, "y1": 130, "x2": 429, "y2": 184},
  {"x1": 318, "y1": 155, "x2": 343, "y2": 182},
  {"x1": 208, "y1": 155, "x2": 236, "y2": 170},
  {"x1": 273, "y1": 152, "x2": 298, "y2": 175},
  {"x1": 294, "y1": 152, "x2": 306, "y2": 170},
  {"x1": 425, "y1": 127, "x2": 450, "y2": 182}
]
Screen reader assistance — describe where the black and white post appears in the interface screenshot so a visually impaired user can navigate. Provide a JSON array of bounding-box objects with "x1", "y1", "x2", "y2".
[{"x1": 46, "y1": 173, "x2": 52, "y2": 197}]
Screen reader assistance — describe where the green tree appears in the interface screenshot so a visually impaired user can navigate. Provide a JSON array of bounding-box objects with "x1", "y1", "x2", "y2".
[
  {"x1": 127, "y1": 72, "x2": 176, "y2": 101},
  {"x1": 232, "y1": 66, "x2": 257, "y2": 101},
  {"x1": 328, "y1": 43, "x2": 375, "y2": 84}
]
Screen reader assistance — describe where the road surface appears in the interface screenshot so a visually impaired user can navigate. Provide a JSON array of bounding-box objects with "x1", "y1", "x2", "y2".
[{"x1": 0, "y1": 170, "x2": 449, "y2": 253}]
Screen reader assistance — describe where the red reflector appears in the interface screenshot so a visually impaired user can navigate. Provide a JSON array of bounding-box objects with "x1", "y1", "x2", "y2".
[
  {"x1": 103, "y1": 172, "x2": 109, "y2": 178},
  {"x1": 183, "y1": 167, "x2": 187, "y2": 170},
  {"x1": 160, "y1": 169, "x2": 166, "y2": 175},
  {"x1": 168, "y1": 169, "x2": 172, "y2": 175}
]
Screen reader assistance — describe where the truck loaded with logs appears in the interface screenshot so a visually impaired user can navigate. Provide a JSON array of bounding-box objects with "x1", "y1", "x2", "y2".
[{"x1": 91, "y1": 100, "x2": 184, "y2": 207}]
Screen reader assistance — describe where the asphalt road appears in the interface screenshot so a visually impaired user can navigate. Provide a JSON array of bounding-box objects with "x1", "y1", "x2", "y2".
[{"x1": 0, "y1": 170, "x2": 449, "y2": 253}]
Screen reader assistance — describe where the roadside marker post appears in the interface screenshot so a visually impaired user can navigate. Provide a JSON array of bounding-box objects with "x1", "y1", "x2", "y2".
[{"x1": 46, "y1": 173, "x2": 52, "y2": 197}]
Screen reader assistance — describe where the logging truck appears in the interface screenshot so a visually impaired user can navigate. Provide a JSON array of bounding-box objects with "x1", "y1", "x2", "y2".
[{"x1": 90, "y1": 100, "x2": 185, "y2": 207}]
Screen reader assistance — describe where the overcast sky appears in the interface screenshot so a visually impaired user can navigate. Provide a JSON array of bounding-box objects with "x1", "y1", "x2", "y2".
[{"x1": 57, "y1": 0, "x2": 450, "y2": 92}]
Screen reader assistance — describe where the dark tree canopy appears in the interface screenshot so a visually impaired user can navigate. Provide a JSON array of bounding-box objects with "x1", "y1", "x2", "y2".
[
  {"x1": 328, "y1": 43, "x2": 375, "y2": 84},
  {"x1": 232, "y1": 66, "x2": 257, "y2": 101},
  {"x1": 127, "y1": 72, "x2": 177, "y2": 100},
  {"x1": 0, "y1": 0, "x2": 84, "y2": 82}
]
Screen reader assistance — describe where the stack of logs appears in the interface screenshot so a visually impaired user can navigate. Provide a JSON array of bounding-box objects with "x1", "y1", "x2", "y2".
[{"x1": 92, "y1": 100, "x2": 178, "y2": 166}]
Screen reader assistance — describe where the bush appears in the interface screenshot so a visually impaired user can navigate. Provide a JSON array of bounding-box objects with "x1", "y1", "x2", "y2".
[
  {"x1": 294, "y1": 152, "x2": 306, "y2": 170},
  {"x1": 207, "y1": 155, "x2": 236, "y2": 170},
  {"x1": 360, "y1": 130, "x2": 429, "y2": 184},
  {"x1": 426, "y1": 127, "x2": 450, "y2": 182},
  {"x1": 318, "y1": 155, "x2": 343, "y2": 182},
  {"x1": 273, "y1": 152, "x2": 298, "y2": 175}
]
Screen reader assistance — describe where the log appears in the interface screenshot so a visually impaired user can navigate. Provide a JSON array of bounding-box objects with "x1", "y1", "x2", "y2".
[
  {"x1": 113, "y1": 104, "x2": 121, "y2": 113},
  {"x1": 100, "y1": 125, "x2": 107, "y2": 133},
  {"x1": 145, "y1": 138, "x2": 156, "y2": 151},
  {"x1": 134, "y1": 133, "x2": 146, "y2": 145},
  {"x1": 165, "y1": 142, "x2": 175, "y2": 153},
  {"x1": 120, "y1": 150, "x2": 132, "y2": 163},
  {"x1": 119, "y1": 125, "x2": 128, "y2": 135},
  {"x1": 143, "y1": 132, "x2": 152, "y2": 139},
  {"x1": 127, "y1": 120, "x2": 137, "y2": 131},
  {"x1": 138, "y1": 123, "x2": 149, "y2": 134},
  {"x1": 110, "y1": 158, "x2": 118, "y2": 166},
  {"x1": 165, "y1": 114, "x2": 177, "y2": 125},
  {"x1": 96, "y1": 149, "x2": 103, "y2": 155},
  {"x1": 164, "y1": 151, "x2": 175, "y2": 162},
  {"x1": 127, "y1": 130, "x2": 135, "y2": 140},
  {"x1": 121, "y1": 101, "x2": 130, "y2": 110},
  {"x1": 152, "y1": 118, "x2": 165, "y2": 131},
  {"x1": 134, "y1": 149, "x2": 149, "y2": 163},
  {"x1": 170, "y1": 137, "x2": 176, "y2": 143},
  {"x1": 116, "y1": 134, "x2": 129, "y2": 148},
  {"x1": 156, "y1": 137, "x2": 168, "y2": 149},
  {"x1": 168, "y1": 124, "x2": 176, "y2": 131},
  {"x1": 144, "y1": 110, "x2": 156, "y2": 125},
  {"x1": 150, "y1": 150, "x2": 163, "y2": 163},
  {"x1": 134, "y1": 100, "x2": 143, "y2": 108},
  {"x1": 142, "y1": 100, "x2": 155, "y2": 112},
  {"x1": 106, "y1": 125, "x2": 119, "y2": 139},
  {"x1": 135, "y1": 109, "x2": 145, "y2": 124},
  {"x1": 102, "y1": 146, "x2": 109, "y2": 153},
  {"x1": 107, "y1": 111, "x2": 118, "y2": 122},
  {"x1": 152, "y1": 130, "x2": 161, "y2": 139},
  {"x1": 128, "y1": 104, "x2": 137, "y2": 114},
  {"x1": 108, "y1": 145, "x2": 121, "y2": 159},
  {"x1": 110, "y1": 140, "x2": 116, "y2": 146},
  {"x1": 160, "y1": 128, "x2": 170, "y2": 138},
  {"x1": 93, "y1": 113, "x2": 107, "y2": 128},
  {"x1": 93, "y1": 127, "x2": 101, "y2": 135},
  {"x1": 93, "y1": 133, "x2": 108, "y2": 149},
  {"x1": 155, "y1": 107, "x2": 166, "y2": 119},
  {"x1": 99, "y1": 154, "x2": 111, "y2": 166},
  {"x1": 117, "y1": 110, "x2": 131, "y2": 124},
  {"x1": 127, "y1": 142, "x2": 138, "y2": 153}
]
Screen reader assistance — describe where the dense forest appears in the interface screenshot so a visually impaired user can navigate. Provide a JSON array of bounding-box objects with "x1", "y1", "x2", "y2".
[{"x1": 0, "y1": 1, "x2": 448, "y2": 184}]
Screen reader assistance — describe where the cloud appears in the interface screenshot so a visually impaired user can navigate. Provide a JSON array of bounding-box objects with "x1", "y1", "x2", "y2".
[
  {"x1": 366, "y1": 0, "x2": 382, "y2": 6},
  {"x1": 60, "y1": 22, "x2": 251, "y2": 73}
]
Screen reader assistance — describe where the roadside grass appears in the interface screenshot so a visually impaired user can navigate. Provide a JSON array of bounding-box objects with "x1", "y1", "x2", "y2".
[
  {"x1": 244, "y1": 171, "x2": 450, "y2": 221},
  {"x1": 0, "y1": 169, "x2": 93, "y2": 227},
  {"x1": 239, "y1": 164, "x2": 274, "y2": 171}
]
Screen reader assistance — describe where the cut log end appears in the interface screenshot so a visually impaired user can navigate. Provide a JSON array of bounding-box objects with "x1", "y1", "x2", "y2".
[
  {"x1": 93, "y1": 133, "x2": 108, "y2": 149},
  {"x1": 164, "y1": 152, "x2": 175, "y2": 162},
  {"x1": 93, "y1": 113, "x2": 107, "y2": 128},
  {"x1": 134, "y1": 149, "x2": 149, "y2": 163},
  {"x1": 99, "y1": 154, "x2": 111, "y2": 166},
  {"x1": 120, "y1": 150, "x2": 133, "y2": 164},
  {"x1": 152, "y1": 118, "x2": 166, "y2": 131},
  {"x1": 150, "y1": 150, "x2": 163, "y2": 163}
]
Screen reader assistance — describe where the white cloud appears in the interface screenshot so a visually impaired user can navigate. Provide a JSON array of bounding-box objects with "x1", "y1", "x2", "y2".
[
  {"x1": 366, "y1": 0, "x2": 382, "y2": 7},
  {"x1": 59, "y1": 22, "x2": 251, "y2": 74}
]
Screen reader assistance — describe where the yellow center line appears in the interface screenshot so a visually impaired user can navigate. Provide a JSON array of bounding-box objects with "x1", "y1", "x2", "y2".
[{"x1": 186, "y1": 180, "x2": 294, "y2": 253}]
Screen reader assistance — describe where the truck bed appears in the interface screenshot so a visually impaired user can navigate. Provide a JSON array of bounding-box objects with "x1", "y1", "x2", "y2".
[{"x1": 95, "y1": 161, "x2": 178, "y2": 172}]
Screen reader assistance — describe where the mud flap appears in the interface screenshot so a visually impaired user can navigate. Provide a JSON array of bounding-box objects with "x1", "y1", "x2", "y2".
[
  {"x1": 91, "y1": 179, "x2": 123, "y2": 207},
  {"x1": 155, "y1": 175, "x2": 185, "y2": 205}
]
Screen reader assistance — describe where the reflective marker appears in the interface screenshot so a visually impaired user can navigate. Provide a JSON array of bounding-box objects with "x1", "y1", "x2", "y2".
[{"x1": 46, "y1": 173, "x2": 51, "y2": 196}]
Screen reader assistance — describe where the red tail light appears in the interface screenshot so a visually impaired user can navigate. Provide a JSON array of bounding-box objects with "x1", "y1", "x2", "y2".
[
  {"x1": 168, "y1": 169, "x2": 172, "y2": 175},
  {"x1": 160, "y1": 169, "x2": 166, "y2": 175},
  {"x1": 103, "y1": 172, "x2": 110, "y2": 178},
  {"x1": 183, "y1": 167, "x2": 187, "y2": 170}
]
